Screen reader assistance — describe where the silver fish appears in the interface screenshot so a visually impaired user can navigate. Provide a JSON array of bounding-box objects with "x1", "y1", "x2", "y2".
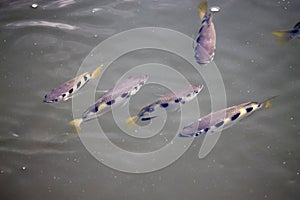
[
  {"x1": 179, "y1": 96, "x2": 276, "y2": 137},
  {"x1": 44, "y1": 65, "x2": 103, "y2": 103},
  {"x1": 194, "y1": 0, "x2": 218, "y2": 65},
  {"x1": 70, "y1": 74, "x2": 149, "y2": 131},
  {"x1": 126, "y1": 84, "x2": 204, "y2": 127},
  {"x1": 272, "y1": 21, "x2": 300, "y2": 45}
]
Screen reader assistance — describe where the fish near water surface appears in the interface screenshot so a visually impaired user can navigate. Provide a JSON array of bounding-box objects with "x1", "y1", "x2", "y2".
[
  {"x1": 194, "y1": 0, "x2": 219, "y2": 65},
  {"x1": 126, "y1": 84, "x2": 204, "y2": 127},
  {"x1": 179, "y1": 96, "x2": 277, "y2": 137},
  {"x1": 44, "y1": 65, "x2": 103, "y2": 103},
  {"x1": 272, "y1": 21, "x2": 300, "y2": 45},
  {"x1": 70, "y1": 74, "x2": 149, "y2": 131}
]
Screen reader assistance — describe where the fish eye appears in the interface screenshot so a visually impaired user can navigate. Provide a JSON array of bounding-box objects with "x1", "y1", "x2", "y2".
[{"x1": 44, "y1": 95, "x2": 47, "y2": 98}]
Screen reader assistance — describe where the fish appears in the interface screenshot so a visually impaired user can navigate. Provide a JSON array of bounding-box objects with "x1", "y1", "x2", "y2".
[
  {"x1": 70, "y1": 74, "x2": 149, "y2": 131},
  {"x1": 126, "y1": 84, "x2": 204, "y2": 127},
  {"x1": 272, "y1": 21, "x2": 300, "y2": 45},
  {"x1": 194, "y1": 0, "x2": 218, "y2": 65},
  {"x1": 43, "y1": 65, "x2": 103, "y2": 103},
  {"x1": 179, "y1": 96, "x2": 277, "y2": 137}
]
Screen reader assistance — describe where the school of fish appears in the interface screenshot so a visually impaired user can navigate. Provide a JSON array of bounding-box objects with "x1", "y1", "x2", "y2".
[{"x1": 42, "y1": 0, "x2": 291, "y2": 156}]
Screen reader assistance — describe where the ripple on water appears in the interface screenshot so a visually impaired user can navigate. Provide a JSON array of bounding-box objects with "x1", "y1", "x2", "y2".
[{"x1": 6, "y1": 20, "x2": 78, "y2": 31}]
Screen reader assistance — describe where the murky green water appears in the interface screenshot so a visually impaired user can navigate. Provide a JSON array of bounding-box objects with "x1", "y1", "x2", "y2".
[{"x1": 0, "y1": 0, "x2": 299, "y2": 199}]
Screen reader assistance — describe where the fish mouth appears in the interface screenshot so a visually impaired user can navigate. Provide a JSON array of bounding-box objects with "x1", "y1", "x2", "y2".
[
  {"x1": 43, "y1": 99, "x2": 53, "y2": 103},
  {"x1": 178, "y1": 132, "x2": 195, "y2": 138}
]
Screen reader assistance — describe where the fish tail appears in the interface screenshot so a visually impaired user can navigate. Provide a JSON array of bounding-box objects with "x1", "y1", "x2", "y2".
[
  {"x1": 125, "y1": 116, "x2": 138, "y2": 128},
  {"x1": 260, "y1": 95, "x2": 278, "y2": 109},
  {"x1": 69, "y1": 118, "x2": 83, "y2": 133},
  {"x1": 272, "y1": 30, "x2": 293, "y2": 45},
  {"x1": 91, "y1": 65, "x2": 103, "y2": 79},
  {"x1": 198, "y1": 0, "x2": 208, "y2": 20}
]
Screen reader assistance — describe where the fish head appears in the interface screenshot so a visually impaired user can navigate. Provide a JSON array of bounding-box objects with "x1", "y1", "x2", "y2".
[
  {"x1": 178, "y1": 121, "x2": 201, "y2": 137},
  {"x1": 192, "y1": 84, "x2": 204, "y2": 95},
  {"x1": 180, "y1": 84, "x2": 204, "y2": 102},
  {"x1": 127, "y1": 74, "x2": 149, "y2": 95},
  {"x1": 138, "y1": 74, "x2": 149, "y2": 85},
  {"x1": 43, "y1": 90, "x2": 63, "y2": 103}
]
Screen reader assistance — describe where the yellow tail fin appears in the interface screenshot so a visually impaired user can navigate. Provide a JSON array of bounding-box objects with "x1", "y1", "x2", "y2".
[
  {"x1": 91, "y1": 65, "x2": 103, "y2": 79},
  {"x1": 125, "y1": 116, "x2": 138, "y2": 128},
  {"x1": 198, "y1": 0, "x2": 208, "y2": 20},
  {"x1": 69, "y1": 118, "x2": 83, "y2": 133},
  {"x1": 261, "y1": 95, "x2": 278, "y2": 109},
  {"x1": 272, "y1": 31, "x2": 291, "y2": 45}
]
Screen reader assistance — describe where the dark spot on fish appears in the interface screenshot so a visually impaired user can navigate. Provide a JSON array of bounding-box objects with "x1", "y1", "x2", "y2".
[
  {"x1": 84, "y1": 76, "x2": 88, "y2": 81},
  {"x1": 121, "y1": 92, "x2": 128, "y2": 98},
  {"x1": 174, "y1": 98, "x2": 182, "y2": 103},
  {"x1": 77, "y1": 81, "x2": 81, "y2": 88},
  {"x1": 195, "y1": 133, "x2": 199, "y2": 136},
  {"x1": 69, "y1": 88, "x2": 73, "y2": 94},
  {"x1": 92, "y1": 106, "x2": 98, "y2": 113},
  {"x1": 160, "y1": 103, "x2": 169, "y2": 108},
  {"x1": 246, "y1": 107, "x2": 253, "y2": 113},
  {"x1": 54, "y1": 99, "x2": 58, "y2": 102},
  {"x1": 196, "y1": 35, "x2": 201, "y2": 43},
  {"x1": 141, "y1": 117, "x2": 151, "y2": 121},
  {"x1": 215, "y1": 121, "x2": 224, "y2": 128},
  {"x1": 44, "y1": 95, "x2": 47, "y2": 98},
  {"x1": 62, "y1": 93, "x2": 66, "y2": 97},
  {"x1": 139, "y1": 82, "x2": 144, "y2": 86},
  {"x1": 204, "y1": 127, "x2": 209, "y2": 132},
  {"x1": 187, "y1": 93, "x2": 191, "y2": 97},
  {"x1": 231, "y1": 113, "x2": 240, "y2": 121},
  {"x1": 194, "y1": 90, "x2": 199, "y2": 94},
  {"x1": 291, "y1": 29, "x2": 299, "y2": 34},
  {"x1": 133, "y1": 86, "x2": 138, "y2": 90},
  {"x1": 106, "y1": 99, "x2": 115, "y2": 106}
]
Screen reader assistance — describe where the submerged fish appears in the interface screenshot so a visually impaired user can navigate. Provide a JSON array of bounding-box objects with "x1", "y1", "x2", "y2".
[
  {"x1": 272, "y1": 21, "x2": 300, "y2": 45},
  {"x1": 179, "y1": 96, "x2": 276, "y2": 137},
  {"x1": 44, "y1": 65, "x2": 103, "y2": 103},
  {"x1": 70, "y1": 74, "x2": 149, "y2": 131},
  {"x1": 126, "y1": 84, "x2": 204, "y2": 127},
  {"x1": 194, "y1": 0, "x2": 218, "y2": 65}
]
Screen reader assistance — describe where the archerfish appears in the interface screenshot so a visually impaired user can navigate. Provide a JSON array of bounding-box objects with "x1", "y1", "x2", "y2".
[
  {"x1": 194, "y1": 0, "x2": 219, "y2": 65},
  {"x1": 70, "y1": 74, "x2": 149, "y2": 131},
  {"x1": 272, "y1": 21, "x2": 300, "y2": 45},
  {"x1": 179, "y1": 96, "x2": 277, "y2": 137},
  {"x1": 43, "y1": 65, "x2": 103, "y2": 103},
  {"x1": 126, "y1": 84, "x2": 204, "y2": 127}
]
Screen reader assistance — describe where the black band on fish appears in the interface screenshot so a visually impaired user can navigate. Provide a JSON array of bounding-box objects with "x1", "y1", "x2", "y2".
[
  {"x1": 246, "y1": 107, "x2": 253, "y2": 113},
  {"x1": 231, "y1": 112, "x2": 240, "y2": 121},
  {"x1": 160, "y1": 103, "x2": 169, "y2": 108},
  {"x1": 106, "y1": 99, "x2": 115, "y2": 106},
  {"x1": 215, "y1": 121, "x2": 224, "y2": 128}
]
